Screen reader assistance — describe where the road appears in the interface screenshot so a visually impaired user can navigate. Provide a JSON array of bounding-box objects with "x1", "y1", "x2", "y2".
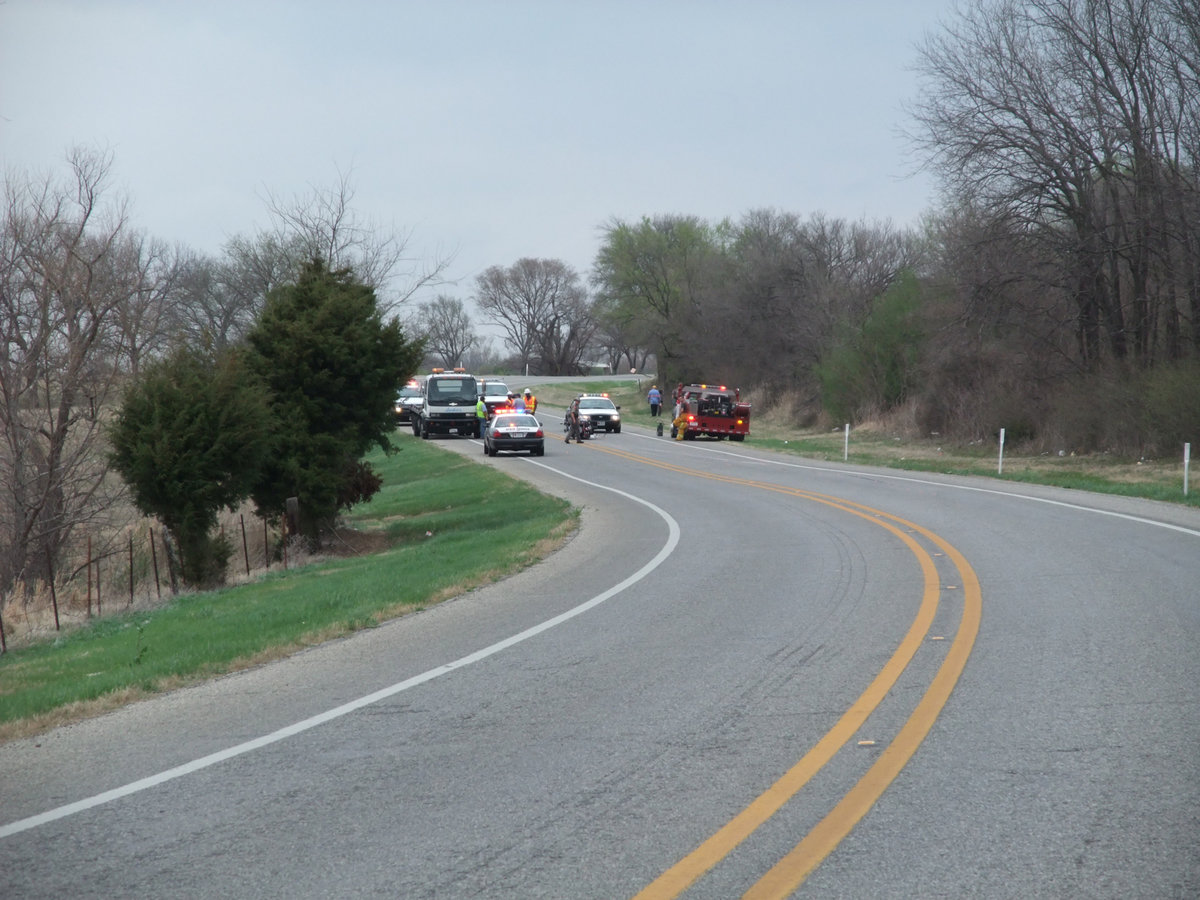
[{"x1": 1, "y1": 413, "x2": 1197, "y2": 898}]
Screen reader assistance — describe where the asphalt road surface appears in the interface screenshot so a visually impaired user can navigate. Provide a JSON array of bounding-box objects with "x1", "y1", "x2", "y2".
[{"x1": 2, "y1": 414, "x2": 1197, "y2": 898}]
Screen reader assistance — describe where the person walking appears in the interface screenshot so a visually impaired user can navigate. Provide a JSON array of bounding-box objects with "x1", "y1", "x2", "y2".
[{"x1": 647, "y1": 385, "x2": 662, "y2": 417}]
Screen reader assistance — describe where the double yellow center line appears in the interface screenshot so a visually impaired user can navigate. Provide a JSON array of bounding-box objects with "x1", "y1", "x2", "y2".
[{"x1": 586, "y1": 442, "x2": 982, "y2": 898}]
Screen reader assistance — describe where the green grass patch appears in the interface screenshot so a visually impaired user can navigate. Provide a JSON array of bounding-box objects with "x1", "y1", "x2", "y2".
[
  {"x1": 529, "y1": 380, "x2": 639, "y2": 408},
  {"x1": 0, "y1": 434, "x2": 576, "y2": 739},
  {"x1": 753, "y1": 430, "x2": 1197, "y2": 508}
]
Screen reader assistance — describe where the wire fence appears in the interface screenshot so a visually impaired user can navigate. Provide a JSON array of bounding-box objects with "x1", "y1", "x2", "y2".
[{"x1": 0, "y1": 512, "x2": 294, "y2": 653}]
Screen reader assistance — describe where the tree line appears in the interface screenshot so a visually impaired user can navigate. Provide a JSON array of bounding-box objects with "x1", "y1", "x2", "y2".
[
  {"x1": 426, "y1": 0, "x2": 1199, "y2": 455},
  {"x1": 584, "y1": 0, "x2": 1198, "y2": 452},
  {"x1": 1, "y1": 154, "x2": 429, "y2": 596},
  {"x1": 2, "y1": 0, "x2": 1197, "y2": 603}
]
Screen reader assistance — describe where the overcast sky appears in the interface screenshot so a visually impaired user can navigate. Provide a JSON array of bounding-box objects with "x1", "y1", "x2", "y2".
[{"x1": 1, "y1": 0, "x2": 954, "y2": 312}]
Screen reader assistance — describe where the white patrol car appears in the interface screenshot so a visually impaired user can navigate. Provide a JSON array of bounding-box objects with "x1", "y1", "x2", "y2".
[{"x1": 575, "y1": 393, "x2": 622, "y2": 433}]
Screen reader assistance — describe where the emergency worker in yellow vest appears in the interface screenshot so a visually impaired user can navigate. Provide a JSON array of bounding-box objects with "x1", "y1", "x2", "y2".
[
  {"x1": 476, "y1": 395, "x2": 488, "y2": 438},
  {"x1": 523, "y1": 388, "x2": 537, "y2": 414}
]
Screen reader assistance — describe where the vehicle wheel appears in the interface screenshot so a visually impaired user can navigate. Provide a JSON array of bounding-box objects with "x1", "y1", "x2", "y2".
[
  {"x1": 534, "y1": 446, "x2": 544, "y2": 456},
  {"x1": 482, "y1": 442, "x2": 488, "y2": 456},
  {"x1": 731, "y1": 434, "x2": 745, "y2": 442},
  {"x1": 487, "y1": 444, "x2": 497, "y2": 457},
  {"x1": 420, "y1": 420, "x2": 430, "y2": 439},
  {"x1": 614, "y1": 426, "x2": 621, "y2": 433}
]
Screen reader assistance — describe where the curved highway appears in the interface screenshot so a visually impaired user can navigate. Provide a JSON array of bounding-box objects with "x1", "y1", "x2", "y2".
[{"x1": 1, "y1": 418, "x2": 1197, "y2": 898}]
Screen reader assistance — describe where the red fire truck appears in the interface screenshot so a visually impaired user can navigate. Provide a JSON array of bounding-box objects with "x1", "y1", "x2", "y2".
[{"x1": 671, "y1": 383, "x2": 750, "y2": 441}]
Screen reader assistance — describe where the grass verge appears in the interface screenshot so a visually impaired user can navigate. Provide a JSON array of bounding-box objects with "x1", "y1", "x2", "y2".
[
  {"x1": 532, "y1": 379, "x2": 1197, "y2": 508},
  {"x1": 0, "y1": 434, "x2": 576, "y2": 742}
]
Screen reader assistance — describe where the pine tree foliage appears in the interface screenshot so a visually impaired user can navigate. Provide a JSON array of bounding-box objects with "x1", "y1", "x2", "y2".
[
  {"x1": 245, "y1": 257, "x2": 425, "y2": 540},
  {"x1": 109, "y1": 348, "x2": 274, "y2": 587}
]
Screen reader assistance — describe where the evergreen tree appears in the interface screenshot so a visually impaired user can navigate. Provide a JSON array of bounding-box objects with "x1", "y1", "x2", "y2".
[
  {"x1": 109, "y1": 348, "x2": 275, "y2": 588},
  {"x1": 245, "y1": 258, "x2": 424, "y2": 541}
]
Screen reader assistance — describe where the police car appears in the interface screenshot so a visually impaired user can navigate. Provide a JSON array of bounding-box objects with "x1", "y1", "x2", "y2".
[
  {"x1": 575, "y1": 393, "x2": 622, "y2": 433},
  {"x1": 483, "y1": 413, "x2": 545, "y2": 457}
]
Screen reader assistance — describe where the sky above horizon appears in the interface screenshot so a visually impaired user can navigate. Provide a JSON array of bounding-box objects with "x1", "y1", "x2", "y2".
[{"x1": 1, "y1": 0, "x2": 956, "y2": 317}]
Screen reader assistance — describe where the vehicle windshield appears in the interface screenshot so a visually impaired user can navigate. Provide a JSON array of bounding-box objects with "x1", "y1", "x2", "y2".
[
  {"x1": 579, "y1": 398, "x2": 616, "y2": 410},
  {"x1": 689, "y1": 392, "x2": 735, "y2": 415},
  {"x1": 398, "y1": 386, "x2": 422, "y2": 399},
  {"x1": 481, "y1": 381, "x2": 510, "y2": 396},
  {"x1": 492, "y1": 415, "x2": 539, "y2": 429},
  {"x1": 427, "y1": 378, "x2": 477, "y2": 403}
]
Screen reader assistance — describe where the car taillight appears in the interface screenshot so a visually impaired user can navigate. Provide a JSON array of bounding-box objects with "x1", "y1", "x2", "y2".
[{"x1": 534, "y1": 429, "x2": 543, "y2": 437}]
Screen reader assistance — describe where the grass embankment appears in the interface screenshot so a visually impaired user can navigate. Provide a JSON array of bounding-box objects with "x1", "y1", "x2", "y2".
[
  {"x1": 0, "y1": 436, "x2": 576, "y2": 741},
  {"x1": 536, "y1": 379, "x2": 1197, "y2": 507}
]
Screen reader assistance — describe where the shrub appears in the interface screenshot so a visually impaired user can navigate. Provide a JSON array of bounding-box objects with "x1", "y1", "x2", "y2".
[
  {"x1": 109, "y1": 348, "x2": 274, "y2": 588},
  {"x1": 1139, "y1": 359, "x2": 1200, "y2": 455}
]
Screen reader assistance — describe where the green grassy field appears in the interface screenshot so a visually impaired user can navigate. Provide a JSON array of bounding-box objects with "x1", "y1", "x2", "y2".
[{"x1": 0, "y1": 436, "x2": 576, "y2": 741}]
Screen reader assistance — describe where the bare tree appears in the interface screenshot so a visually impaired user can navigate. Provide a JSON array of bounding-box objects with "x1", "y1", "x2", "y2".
[
  {"x1": 469, "y1": 335, "x2": 495, "y2": 373},
  {"x1": 908, "y1": 0, "x2": 1200, "y2": 367},
  {"x1": 196, "y1": 171, "x2": 454, "y2": 343},
  {"x1": 591, "y1": 305, "x2": 655, "y2": 375},
  {"x1": 413, "y1": 294, "x2": 473, "y2": 368},
  {"x1": 533, "y1": 276, "x2": 596, "y2": 375},
  {"x1": 475, "y1": 258, "x2": 595, "y2": 374},
  {"x1": 259, "y1": 169, "x2": 453, "y2": 313},
  {"x1": 170, "y1": 244, "x2": 287, "y2": 354},
  {"x1": 0, "y1": 147, "x2": 158, "y2": 595},
  {"x1": 107, "y1": 233, "x2": 185, "y2": 376}
]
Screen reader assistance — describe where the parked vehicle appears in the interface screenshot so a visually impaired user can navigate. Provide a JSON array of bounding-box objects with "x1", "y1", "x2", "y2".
[
  {"x1": 413, "y1": 368, "x2": 479, "y2": 438},
  {"x1": 478, "y1": 379, "x2": 513, "y2": 417},
  {"x1": 671, "y1": 383, "x2": 750, "y2": 441},
  {"x1": 574, "y1": 393, "x2": 621, "y2": 432},
  {"x1": 483, "y1": 413, "x2": 545, "y2": 457},
  {"x1": 394, "y1": 380, "x2": 424, "y2": 424}
]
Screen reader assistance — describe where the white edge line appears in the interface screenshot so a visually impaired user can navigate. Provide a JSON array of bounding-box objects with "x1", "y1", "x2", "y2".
[{"x1": 0, "y1": 464, "x2": 681, "y2": 839}]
